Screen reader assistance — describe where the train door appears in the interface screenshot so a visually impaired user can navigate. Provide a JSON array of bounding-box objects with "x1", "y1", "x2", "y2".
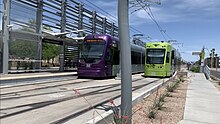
[
  {"x1": 105, "y1": 48, "x2": 112, "y2": 76},
  {"x1": 112, "y1": 48, "x2": 120, "y2": 76},
  {"x1": 165, "y1": 51, "x2": 171, "y2": 76},
  {"x1": 171, "y1": 50, "x2": 175, "y2": 74}
]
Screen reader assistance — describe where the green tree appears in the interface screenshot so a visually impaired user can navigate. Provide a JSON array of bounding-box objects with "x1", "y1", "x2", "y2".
[
  {"x1": 9, "y1": 19, "x2": 61, "y2": 67},
  {"x1": 9, "y1": 19, "x2": 37, "y2": 58},
  {"x1": 41, "y1": 24, "x2": 60, "y2": 67},
  {"x1": 42, "y1": 42, "x2": 60, "y2": 66}
]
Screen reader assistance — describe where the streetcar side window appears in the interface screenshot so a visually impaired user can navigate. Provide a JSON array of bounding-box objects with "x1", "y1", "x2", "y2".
[
  {"x1": 112, "y1": 49, "x2": 120, "y2": 65},
  {"x1": 105, "y1": 48, "x2": 112, "y2": 64},
  {"x1": 171, "y1": 51, "x2": 175, "y2": 59},
  {"x1": 166, "y1": 52, "x2": 170, "y2": 63},
  {"x1": 131, "y1": 51, "x2": 141, "y2": 64}
]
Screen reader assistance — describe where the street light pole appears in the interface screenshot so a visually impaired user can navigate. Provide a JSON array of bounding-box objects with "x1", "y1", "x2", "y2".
[
  {"x1": 211, "y1": 48, "x2": 215, "y2": 68},
  {"x1": 215, "y1": 54, "x2": 218, "y2": 71},
  {"x1": 200, "y1": 47, "x2": 205, "y2": 73},
  {"x1": 118, "y1": 0, "x2": 132, "y2": 123}
]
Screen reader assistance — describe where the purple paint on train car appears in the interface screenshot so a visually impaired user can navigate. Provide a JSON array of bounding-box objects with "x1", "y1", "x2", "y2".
[{"x1": 77, "y1": 34, "x2": 119, "y2": 77}]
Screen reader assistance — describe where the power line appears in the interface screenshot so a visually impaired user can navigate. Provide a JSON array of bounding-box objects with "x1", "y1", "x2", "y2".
[
  {"x1": 147, "y1": 6, "x2": 173, "y2": 40},
  {"x1": 134, "y1": 0, "x2": 175, "y2": 41},
  {"x1": 78, "y1": 0, "x2": 144, "y2": 34}
]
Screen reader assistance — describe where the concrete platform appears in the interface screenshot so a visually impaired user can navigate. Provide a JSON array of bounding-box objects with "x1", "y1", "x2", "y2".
[
  {"x1": 179, "y1": 73, "x2": 220, "y2": 124},
  {"x1": 0, "y1": 72, "x2": 77, "y2": 81}
]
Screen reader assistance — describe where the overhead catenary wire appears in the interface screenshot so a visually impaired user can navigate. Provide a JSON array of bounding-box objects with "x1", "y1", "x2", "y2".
[
  {"x1": 147, "y1": 6, "x2": 173, "y2": 40},
  {"x1": 134, "y1": 0, "x2": 176, "y2": 41},
  {"x1": 78, "y1": 0, "x2": 144, "y2": 35},
  {"x1": 135, "y1": 0, "x2": 166, "y2": 40}
]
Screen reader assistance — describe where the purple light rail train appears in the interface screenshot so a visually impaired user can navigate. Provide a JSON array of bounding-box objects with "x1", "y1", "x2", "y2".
[{"x1": 77, "y1": 34, "x2": 145, "y2": 78}]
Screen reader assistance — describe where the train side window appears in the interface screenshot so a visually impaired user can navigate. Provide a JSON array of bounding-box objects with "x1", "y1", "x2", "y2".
[
  {"x1": 131, "y1": 51, "x2": 141, "y2": 64},
  {"x1": 113, "y1": 49, "x2": 119, "y2": 65},
  {"x1": 142, "y1": 54, "x2": 145, "y2": 64},
  {"x1": 166, "y1": 52, "x2": 170, "y2": 63},
  {"x1": 171, "y1": 51, "x2": 175, "y2": 59},
  {"x1": 105, "y1": 49, "x2": 112, "y2": 64}
]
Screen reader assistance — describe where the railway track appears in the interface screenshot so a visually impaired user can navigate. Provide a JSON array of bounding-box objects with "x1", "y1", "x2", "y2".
[
  {"x1": 50, "y1": 79, "x2": 160, "y2": 124},
  {"x1": 0, "y1": 74, "x2": 163, "y2": 124}
]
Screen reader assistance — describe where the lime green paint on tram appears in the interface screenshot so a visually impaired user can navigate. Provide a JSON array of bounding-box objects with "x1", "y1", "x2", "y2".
[{"x1": 144, "y1": 41, "x2": 180, "y2": 77}]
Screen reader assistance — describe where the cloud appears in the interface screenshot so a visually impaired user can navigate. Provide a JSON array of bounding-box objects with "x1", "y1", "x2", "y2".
[{"x1": 78, "y1": 0, "x2": 117, "y2": 24}]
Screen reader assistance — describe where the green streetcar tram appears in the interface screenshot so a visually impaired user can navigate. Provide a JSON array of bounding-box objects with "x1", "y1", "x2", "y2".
[{"x1": 144, "y1": 41, "x2": 181, "y2": 77}]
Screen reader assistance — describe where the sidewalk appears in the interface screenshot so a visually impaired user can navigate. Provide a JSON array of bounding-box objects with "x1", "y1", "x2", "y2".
[{"x1": 179, "y1": 73, "x2": 220, "y2": 124}]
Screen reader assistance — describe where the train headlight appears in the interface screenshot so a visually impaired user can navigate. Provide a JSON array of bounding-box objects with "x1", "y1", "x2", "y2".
[{"x1": 79, "y1": 59, "x2": 85, "y2": 63}]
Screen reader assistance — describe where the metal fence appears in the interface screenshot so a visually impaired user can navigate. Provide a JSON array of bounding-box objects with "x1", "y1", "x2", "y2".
[
  {"x1": 204, "y1": 65, "x2": 211, "y2": 80},
  {"x1": 9, "y1": 0, "x2": 118, "y2": 36},
  {"x1": 1, "y1": 0, "x2": 119, "y2": 73}
]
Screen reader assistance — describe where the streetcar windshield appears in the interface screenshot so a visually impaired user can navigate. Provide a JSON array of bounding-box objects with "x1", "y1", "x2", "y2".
[
  {"x1": 146, "y1": 49, "x2": 165, "y2": 64},
  {"x1": 80, "y1": 39, "x2": 105, "y2": 61}
]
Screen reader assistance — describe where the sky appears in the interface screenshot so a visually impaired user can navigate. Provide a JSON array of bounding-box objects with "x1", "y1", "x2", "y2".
[
  {"x1": 79, "y1": 0, "x2": 220, "y2": 62},
  {"x1": 1, "y1": 0, "x2": 219, "y2": 62}
]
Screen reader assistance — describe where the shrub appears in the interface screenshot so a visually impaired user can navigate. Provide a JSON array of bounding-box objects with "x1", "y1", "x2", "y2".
[
  {"x1": 148, "y1": 108, "x2": 157, "y2": 119},
  {"x1": 154, "y1": 100, "x2": 164, "y2": 110},
  {"x1": 158, "y1": 94, "x2": 166, "y2": 102},
  {"x1": 190, "y1": 66, "x2": 200, "y2": 73},
  {"x1": 164, "y1": 92, "x2": 172, "y2": 97},
  {"x1": 166, "y1": 84, "x2": 175, "y2": 92}
]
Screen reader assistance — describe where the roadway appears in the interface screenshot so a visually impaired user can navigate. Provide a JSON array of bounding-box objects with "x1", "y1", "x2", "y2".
[{"x1": 210, "y1": 68, "x2": 220, "y2": 79}]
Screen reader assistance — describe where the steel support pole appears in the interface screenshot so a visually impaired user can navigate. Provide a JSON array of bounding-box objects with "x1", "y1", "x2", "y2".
[
  {"x1": 92, "y1": 11, "x2": 96, "y2": 34},
  {"x1": 36, "y1": 0, "x2": 43, "y2": 70},
  {"x1": 102, "y1": 17, "x2": 106, "y2": 34},
  {"x1": 59, "y1": 0, "x2": 67, "y2": 71},
  {"x1": 78, "y1": 4, "x2": 84, "y2": 37},
  {"x1": 118, "y1": 0, "x2": 132, "y2": 123},
  {"x1": 111, "y1": 23, "x2": 114, "y2": 36},
  {"x1": 2, "y1": 0, "x2": 10, "y2": 74}
]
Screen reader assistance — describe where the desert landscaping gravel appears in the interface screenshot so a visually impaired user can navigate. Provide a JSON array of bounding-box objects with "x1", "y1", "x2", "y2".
[{"x1": 132, "y1": 77, "x2": 188, "y2": 124}]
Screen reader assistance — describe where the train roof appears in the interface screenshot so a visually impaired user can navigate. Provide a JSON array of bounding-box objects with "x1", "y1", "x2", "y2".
[
  {"x1": 84, "y1": 34, "x2": 145, "y2": 53},
  {"x1": 131, "y1": 44, "x2": 145, "y2": 53},
  {"x1": 146, "y1": 41, "x2": 171, "y2": 46},
  {"x1": 84, "y1": 34, "x2": 119, "y2": 42}
]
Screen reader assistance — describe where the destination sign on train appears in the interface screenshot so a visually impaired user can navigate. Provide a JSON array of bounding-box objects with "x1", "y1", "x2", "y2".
[{"x1": 86, "y1": 39, "x2": 103, "y2": 42}]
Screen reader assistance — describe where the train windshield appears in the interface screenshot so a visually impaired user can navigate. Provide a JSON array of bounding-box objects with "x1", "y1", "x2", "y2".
[
  {"x1": 80, "y1": 39, "x2": 105, "y2": 60},
  {"x1": 146, "y1": 49, "x2": 165, "y2": 64}
]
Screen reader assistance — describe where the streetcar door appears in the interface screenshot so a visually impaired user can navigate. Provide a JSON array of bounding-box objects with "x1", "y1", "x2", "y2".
[
  {"x1": 112, "y1": 48, "x2": 120, "y2": 76},
  {"x1": 105, "y1": 48, "x2": 112, "y2": 76},
  {"x1": 171, "y1": 50, "x2": 175, "y2": 74}
]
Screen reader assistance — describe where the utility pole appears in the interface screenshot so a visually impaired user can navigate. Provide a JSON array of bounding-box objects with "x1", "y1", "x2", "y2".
[
  {"x1": 200, "y1": 47, "x2": 205, "y2": 73},
  {"x1": 118, "y1": 0, "x2": 132, "y2": 123},
  {"x1": 215, "y1": 54, "x2": 218, "y2": 71},
  {"x1": 211, "y1": 48, "x2": 215, "y2": 68}
]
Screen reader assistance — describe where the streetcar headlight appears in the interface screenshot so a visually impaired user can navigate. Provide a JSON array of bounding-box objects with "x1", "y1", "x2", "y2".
[{"x1": 79, "y1": 59, "x2": 85, "y2": 63}]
